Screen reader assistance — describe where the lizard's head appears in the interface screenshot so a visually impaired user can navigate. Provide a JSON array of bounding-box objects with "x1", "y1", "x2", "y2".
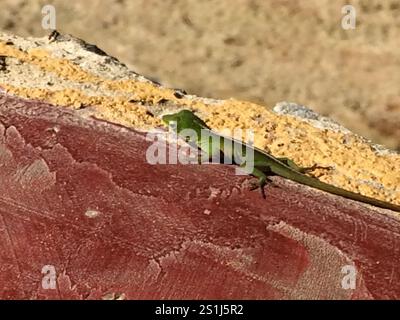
[{"x1": 162, "y1": 109, "x2": 210, "y2": 134}]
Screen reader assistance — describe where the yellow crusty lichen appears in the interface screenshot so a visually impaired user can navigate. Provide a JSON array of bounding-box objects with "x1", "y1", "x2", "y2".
[
  {"x1": 0, "y1": 41, "x2": 177, "y2": 103},
  {"x1": 0, "y1": 40, "x2": 399, "y2": 207},
  {"x1": 1, "y1": 84, "x2": 160, "y2": 129}
]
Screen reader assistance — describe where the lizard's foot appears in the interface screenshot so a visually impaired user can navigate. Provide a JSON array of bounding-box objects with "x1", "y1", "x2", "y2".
[{"x1": 298, "y1": 164, "x2": 334, "y2": 174}]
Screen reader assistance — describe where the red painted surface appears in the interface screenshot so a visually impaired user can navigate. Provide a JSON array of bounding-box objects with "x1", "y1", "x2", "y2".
[{"x1": 0, "y1": 93, "x2": 398, "y2": 299}]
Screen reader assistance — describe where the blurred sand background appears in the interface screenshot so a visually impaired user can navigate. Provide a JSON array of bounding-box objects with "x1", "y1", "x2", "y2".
[{"x1": 0, "y1": 0, "x2": 399, "y2": 149}]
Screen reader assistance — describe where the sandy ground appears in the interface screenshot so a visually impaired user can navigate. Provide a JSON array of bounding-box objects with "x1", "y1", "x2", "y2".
[{"x1": 0, "y1": 0, "x2": 399, "y2": 149}]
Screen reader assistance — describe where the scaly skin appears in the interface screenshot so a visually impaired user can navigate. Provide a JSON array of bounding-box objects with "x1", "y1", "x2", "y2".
[{"x1": 162, "y1": 109, "x2": 400, "y2": 212}]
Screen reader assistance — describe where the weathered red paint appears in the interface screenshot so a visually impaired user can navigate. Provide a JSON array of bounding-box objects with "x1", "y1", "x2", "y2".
[{"x1": 0, "y1": 93, "x2": 398, "y2": 299}]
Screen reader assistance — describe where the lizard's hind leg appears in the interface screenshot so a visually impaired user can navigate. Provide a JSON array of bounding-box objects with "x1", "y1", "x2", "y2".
[{"x1": 277, "y1": 157, "x2": 331, "y2": 174}]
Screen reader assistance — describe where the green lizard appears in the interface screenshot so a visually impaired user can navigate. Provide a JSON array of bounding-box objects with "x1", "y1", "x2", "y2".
[{"x1": 162, "y1": 109, "x2": 400, "y2": 212}]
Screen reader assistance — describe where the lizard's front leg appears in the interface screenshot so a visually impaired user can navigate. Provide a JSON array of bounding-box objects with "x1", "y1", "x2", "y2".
[{"x1": 246, "y1": 166, "x2": 272, "y2": 199}]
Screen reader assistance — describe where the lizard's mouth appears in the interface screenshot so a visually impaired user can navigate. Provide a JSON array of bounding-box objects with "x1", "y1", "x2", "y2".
[{"x1": 161, "y1": 114, "x2": 174, "y2": 123}]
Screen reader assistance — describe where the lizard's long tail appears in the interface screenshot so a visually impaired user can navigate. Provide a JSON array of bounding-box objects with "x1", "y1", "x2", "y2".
[{"x1": 271, "y1": 165, "x2": 400, "y2": 212}]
